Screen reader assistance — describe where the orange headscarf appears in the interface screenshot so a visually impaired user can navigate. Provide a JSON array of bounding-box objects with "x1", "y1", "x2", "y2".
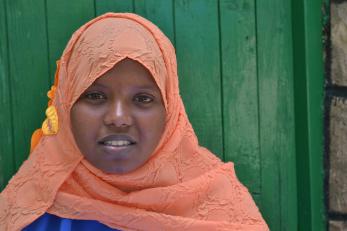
[{"x1": 0, "y1": 13, "x2": 268, "y2": 231}]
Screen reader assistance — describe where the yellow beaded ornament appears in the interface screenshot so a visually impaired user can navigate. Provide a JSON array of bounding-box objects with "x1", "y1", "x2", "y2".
[{"x1": 42, "y1": 105, "x2": 59, "y2": 135}]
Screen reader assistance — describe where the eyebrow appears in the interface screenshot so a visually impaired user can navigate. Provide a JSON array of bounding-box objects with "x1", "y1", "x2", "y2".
[
  {"x1": 91, "y1": 82, "x2": 159, "y2": 92},
  {"x1": 90, "y1": 82, "x2": 108, "y2": 89}
]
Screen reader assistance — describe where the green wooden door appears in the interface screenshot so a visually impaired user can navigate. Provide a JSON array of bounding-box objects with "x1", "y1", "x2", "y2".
[{"x1": 0, "y1": 0, "x2": 325, "y2": 230}]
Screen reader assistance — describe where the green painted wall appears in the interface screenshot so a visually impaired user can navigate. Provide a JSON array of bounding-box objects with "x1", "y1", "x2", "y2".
[{"x1": 0, "y1": 0, "x2": 325, "y2": 230}]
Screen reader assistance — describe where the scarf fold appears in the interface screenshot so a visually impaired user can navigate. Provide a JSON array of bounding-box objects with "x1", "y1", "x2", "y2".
[{"x1": 0, "y1": 13, "x2": 268, "y2": 231}]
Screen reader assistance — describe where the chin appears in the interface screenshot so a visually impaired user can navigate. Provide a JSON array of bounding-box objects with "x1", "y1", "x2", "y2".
[{"x1": 102, "y1": 163, "x2": 134, "y2": 175}]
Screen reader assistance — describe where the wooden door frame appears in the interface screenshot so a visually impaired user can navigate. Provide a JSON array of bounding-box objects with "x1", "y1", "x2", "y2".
[{"x1": 292, "y1": 0, "x2": 326, "y2": 230}]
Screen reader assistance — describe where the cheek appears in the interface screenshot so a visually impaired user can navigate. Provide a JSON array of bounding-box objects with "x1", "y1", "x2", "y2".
[
  {"x1": 70, "y1": 104, "x2": 103, "y2": 146},
  {"x1": 154, "y1": 109, "x2": 166, "y2": 138},
  {"x1": 137, "y1": 107, "x2": 166, "y2": 146}
]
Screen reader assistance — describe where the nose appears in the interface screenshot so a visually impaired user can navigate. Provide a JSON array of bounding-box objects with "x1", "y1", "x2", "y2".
[{"x1": 103, "y1": 100, "x2": 133, "y2": 128}]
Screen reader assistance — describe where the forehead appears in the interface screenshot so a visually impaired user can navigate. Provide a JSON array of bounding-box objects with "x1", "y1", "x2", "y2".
[{"x1": 92, "y1": 58, "x2": 159, "y2": 90}]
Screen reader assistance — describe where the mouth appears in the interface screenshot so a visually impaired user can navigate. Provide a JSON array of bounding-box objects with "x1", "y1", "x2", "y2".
[
  {"x1": 102, "y1": 140, "x2": 133, "y2": 147},
  {"x1": 98, "y1": 134, "x2": 136, "y2": 152}
]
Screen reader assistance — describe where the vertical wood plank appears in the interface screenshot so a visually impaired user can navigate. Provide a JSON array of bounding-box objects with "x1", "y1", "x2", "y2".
[
  {"x1": 134, "y1": 0, "x2": 175, "y2": 44},
  {"x1": 46, "y1": 0, "x2": 95, "y2": 82},
  {"x1": 96, "y1": 0, "x2": 134, "y2": 15},
  {"x1": 219, "y1": 0, "x2": 260, "y2": 194},
  {"x1": 175, "y1": 0, "x2": 223, "y2": 158},
  {"x1": 292, "y1": 0, "x2": 325, "y2": 230},
  {"x1": 257, "y1": 0, "x2": 298, "y2": 230},
  {"x1": 6, "y1": 0, "x2": 50, "y2": 170},
  {"x1": 0, "y1": 0, "x2": 14, "y2": 191},
  {"x1": 291, "y1": 2, "x2": 312, "y2": 230},
  {"x1": 303, "y1": 0, "x2": 325, "y2": 229}
]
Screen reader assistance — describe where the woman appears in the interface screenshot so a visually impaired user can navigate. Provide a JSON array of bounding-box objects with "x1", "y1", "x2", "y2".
[{"x1": 0, "y1": 13, "x2": 268, "y2": 230}]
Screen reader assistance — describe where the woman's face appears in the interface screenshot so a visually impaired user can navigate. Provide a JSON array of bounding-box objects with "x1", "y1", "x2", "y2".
[{"x1": 71, "y1": 59, "x2": 166, "y2": 174}]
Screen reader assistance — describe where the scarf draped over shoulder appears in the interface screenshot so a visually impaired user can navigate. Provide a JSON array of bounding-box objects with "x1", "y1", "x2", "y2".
[{"x1": 0, "y1": 13, "x2": 268, "y2": 231}]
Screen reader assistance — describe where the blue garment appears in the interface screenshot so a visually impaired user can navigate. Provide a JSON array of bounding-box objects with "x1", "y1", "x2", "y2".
[{"x1": 23, "y1": 213, "x2": 121, "y2": 231}]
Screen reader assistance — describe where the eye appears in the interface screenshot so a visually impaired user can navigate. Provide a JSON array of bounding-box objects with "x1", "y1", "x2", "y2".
[
  {"x1": 133, "y1": 94, "x2": 154, "y2": 104},
  {"x1": 83, "y1": 91, "x2": 107, "y2": 102}
]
